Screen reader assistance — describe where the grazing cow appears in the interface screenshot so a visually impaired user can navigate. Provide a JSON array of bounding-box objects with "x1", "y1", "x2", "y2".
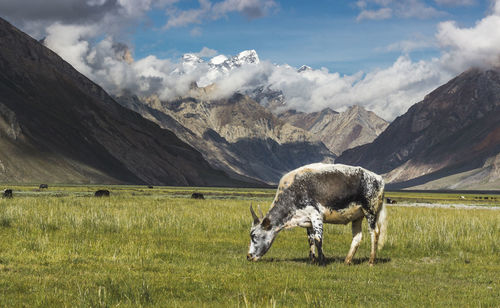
[
  {"x1": 191, "y1": 193, "x2": 205, "y2": 199},
  {"x1": 2, "y1": 189, "x2": 13, "y2": 198},
  {"x1": 247, "y1": 163, "x2": 387, "y2": 266},
  {"x1": 39, "y1": 184, "x2": 48, "y2": 189},
  {"x1": 94, "y1": 189, "x2": 110, "y2": 197},
  {"x1": 148, "y1": 185, "x2": 154, "y2": 189}
]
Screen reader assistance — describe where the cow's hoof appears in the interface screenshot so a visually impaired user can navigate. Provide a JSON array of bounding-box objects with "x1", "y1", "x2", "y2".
[
  {"x1": 317, "y1": 257, "x2": 326, "y2": 266},
  {"x1": 310, "y1": 258, "x2": 325, "y2": 266},
  {"x1": 344, "y1": 260, "x2": 352, "y2": 266}
]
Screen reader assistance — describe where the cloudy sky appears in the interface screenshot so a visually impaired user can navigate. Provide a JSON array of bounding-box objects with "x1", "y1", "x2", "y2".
[{"x1": 1, "y1": 0, "x2": 499, "y2": 120}]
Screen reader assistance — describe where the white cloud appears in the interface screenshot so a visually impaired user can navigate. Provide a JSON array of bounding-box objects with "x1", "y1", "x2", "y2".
[
  {"x1": 87, "y1": 0, "x2": 107, "y2": 6},
  {"x1": 225, "y1": 56, "x2": 446, "y2": 120},
  {"x1": 190, "y1": 27, "x2": 203, "y2": 37},
  {"x1": 435, "y1": 0, "x2": 475, "y2": 6},
  {"x1": 163, "y1": 0, "x2": 277, "y2": 29},
  {"x1": 356, "y1": 0, "x2": 445, "y2": 21},
  {"x1": 164, "y1": 0, "x2": 210, "y2": 29},
  {"x1": 357, "y1": 8, "x2": 393, "y2": 21},
  {"x1": 44, "y1": 23, "x2": 98, "y2": 76},
  {"x1": 496, "y1": 0, "x2": 500, "y2": 14},
  {"x1": 436, "y1": 3, "x2": 500, "y2": 72},
  {"x1": 397, "y1": 0, "x2": 445, "y2": 19},
  {"x1": 195, "y1": 47, "x2": 218, "y2": 58},
  {"x1": 0, "y1": 0, "x2": 178, "y2": 40},
  {"x1": 383, "y1": 36, "x2": 436, "y2": 53},
  {"x1": 212, "y1": 0, "x2": 277, "y2": 18}
]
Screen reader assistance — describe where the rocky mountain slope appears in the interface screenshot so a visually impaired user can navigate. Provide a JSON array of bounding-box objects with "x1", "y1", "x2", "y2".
[
  {"x1": 279, "y1": 105, "x2": 389, "y2": 156},
  {"x1": 116, "y1": 87, "x2": 335, "y2": 184},
  {"x1": 337, "y1": 68, "x2": 500, "y2": 189},
  {"x1": 0, "y1": 17, "x2": 241, "y2": 186}
]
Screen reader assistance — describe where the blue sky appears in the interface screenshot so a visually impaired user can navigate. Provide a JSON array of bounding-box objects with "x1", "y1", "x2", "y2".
[
  {"x1": 0, "y1": 0, "x2": 492, "y2": 74},
  {"x1": 131, "y1": 0, "x2": 489, "y2": 74}
]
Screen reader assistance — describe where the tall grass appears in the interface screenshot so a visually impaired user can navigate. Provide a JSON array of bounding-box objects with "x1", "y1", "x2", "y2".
[{"x1": 0, "y1": 189, "x2": 499, "y2": 307}]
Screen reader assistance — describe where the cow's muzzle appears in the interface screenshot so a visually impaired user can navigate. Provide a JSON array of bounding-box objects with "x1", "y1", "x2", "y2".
[{"x1": 247, "y1": 254, "x2": 259, "y2": 262}]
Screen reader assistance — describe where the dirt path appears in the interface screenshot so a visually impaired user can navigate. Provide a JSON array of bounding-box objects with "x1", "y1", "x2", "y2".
[{"x1": 388, "y1": 203, "x2": 500, "y2": 210}]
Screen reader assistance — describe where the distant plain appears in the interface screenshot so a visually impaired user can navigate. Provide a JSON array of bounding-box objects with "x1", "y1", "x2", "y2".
[{"x1": 0, "y1": 185, "x2": 499, "y2": 306}]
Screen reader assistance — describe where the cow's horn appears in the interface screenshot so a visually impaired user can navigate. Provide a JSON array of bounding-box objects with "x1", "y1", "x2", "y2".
[
  {"x1": 250, "y1": 204, "x2": 260, "y2": 225},
  {"x1": 257, "y1": 204, "x2": 264, "y2": 219}
]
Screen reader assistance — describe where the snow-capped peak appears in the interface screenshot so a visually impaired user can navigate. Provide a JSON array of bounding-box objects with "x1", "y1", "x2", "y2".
[
  {"x1": 298, "y1": 65, "x2": 312, "y2": 73},
  {"x1": 209, "y1": 54, "x2": 228, "y2": 65},
  {"x1": 178, "y1": 50, "x2": 262, "y2": 83},
  {"x1": 182, "y1": 53, "x2": 203, "y2": 64},
  {"x1": 235, "y1": 50, "x2": 259, "y2": 65},
  {"x1": 212, "y1": 49, "x2": 260, "y2": 71}
]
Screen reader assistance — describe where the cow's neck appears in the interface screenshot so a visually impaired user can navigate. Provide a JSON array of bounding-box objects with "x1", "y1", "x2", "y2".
[{"x1": 266, "y1": 191, "x2": 298, "y2": 231}]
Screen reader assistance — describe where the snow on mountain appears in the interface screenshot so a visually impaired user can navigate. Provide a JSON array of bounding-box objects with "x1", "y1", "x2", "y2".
[
  {"x1": 181, "y1": 53, "x2": 204, "y2": 73},
  {"x1": 209, "y1": 55, "x2": 228, "y2": 65},
  {"x1": 297, "y1": 65, "x2": 312, "y2": 73},
  {"x1": 182, "y1": 53, "x2": 203, "y2": 64},
  {"x1": 205, "y1": 49, "x2": 260, "y2": 72},
  {"x1": 229, "y1": 49, "x2": 260, "y2": 67},
  {"x1": 183, "y1": 49, "x2": 263, "y2": 90},
  {"x1": 132, "y1": 49, "x2": 399, "y2": 121}
]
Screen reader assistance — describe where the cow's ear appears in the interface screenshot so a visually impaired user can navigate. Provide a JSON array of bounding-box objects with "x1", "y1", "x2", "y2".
[{"x1": 261, "y1": 217, "x2": 271, "y2": 230}]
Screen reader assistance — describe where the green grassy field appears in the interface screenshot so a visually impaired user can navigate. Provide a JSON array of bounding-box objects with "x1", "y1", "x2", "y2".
[{"x1": 0, "y1": 186, "x2": 499, "y2": 307}]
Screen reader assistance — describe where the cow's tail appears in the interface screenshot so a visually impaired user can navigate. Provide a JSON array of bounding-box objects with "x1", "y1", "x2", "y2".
[{"x1": 377, "y1": 201, "x2": 388, "y2": 251}]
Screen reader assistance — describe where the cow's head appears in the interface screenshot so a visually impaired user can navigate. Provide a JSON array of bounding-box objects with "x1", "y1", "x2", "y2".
[{"x1": 247, "y1": 205, "x2": 278, "y2": 261}]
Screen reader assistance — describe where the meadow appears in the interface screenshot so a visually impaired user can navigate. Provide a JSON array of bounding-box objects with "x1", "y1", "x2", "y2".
[{"x1": 0, "y1": 185, "x2": 499, "y2": 307}]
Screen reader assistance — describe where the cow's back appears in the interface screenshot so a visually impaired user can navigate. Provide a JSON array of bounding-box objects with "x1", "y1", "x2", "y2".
[{"x1": 282, "y1": 163, "x2": 382, "y2": 210}]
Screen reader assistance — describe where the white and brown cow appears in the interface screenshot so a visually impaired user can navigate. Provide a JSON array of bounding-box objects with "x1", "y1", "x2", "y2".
[{"x1": 247, "y1": 163, "x2": 387, "y2": 266}]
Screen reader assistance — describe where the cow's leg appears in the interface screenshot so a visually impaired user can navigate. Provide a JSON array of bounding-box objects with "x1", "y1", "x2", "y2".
[
  {"x1": 344, "y1": 217, "x2": 363, "y2": 265},
  {"x1": 311, "y1": 217, "x2": 325, "y2": 265},
  {"x1": 306, "y1": 227, "x2": 316, "y2": 262},
  {"x1": 365, "y1": 213, "x2": 380, "y2": 266}
]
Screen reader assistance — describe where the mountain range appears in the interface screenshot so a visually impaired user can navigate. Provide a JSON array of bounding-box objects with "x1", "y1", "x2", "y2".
[
  {"x1": 114, "y1": 79, "x2": 393, "y2": 184},
  {"x1": 2, "y1": 16, "x2": 499, "y2": 189},
  {"x1": 115, "y1": 88, "x2": 335, "y2": 184},
  {"x1": 0, "y1": 17, "x2": 243, "y2": 186},
  {"x1": 113, "y1": 49, "x2": 389, "y2": 184},
  {"x1": 337, "y1": 67, "x2": 500, "y2": 189},
  {"x1": 279, "y1": 106, "x2": 389, "y2": 156}
]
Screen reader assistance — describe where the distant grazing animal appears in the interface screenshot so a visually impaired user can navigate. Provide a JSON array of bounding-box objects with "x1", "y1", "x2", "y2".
[
  {"x1": 39, "y1": 184, "x2": 48, "y2": 189},
  {"x1": 2, "y1": 189, "x2": 13, "y2": 198},
  {"x1": 247, "y1": 163, "x2": 387, "y2": 266},
  {"x1": 191, "y1": 193, "x2": 205, "y2": 199},
  {"x1": 94, "y1": 189, "x2": 110, "y2": 197},
  {"x1": 148, "y1": 185, "x2": 154, "y2": 189},
  {"x1": 386, "y1": 198, "x2": 397, "y2": 204}
]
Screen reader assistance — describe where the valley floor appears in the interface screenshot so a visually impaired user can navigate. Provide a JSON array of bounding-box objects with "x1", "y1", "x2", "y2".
[{"x1": 0, "y1": 185, "x2": 499, "y2": 306}]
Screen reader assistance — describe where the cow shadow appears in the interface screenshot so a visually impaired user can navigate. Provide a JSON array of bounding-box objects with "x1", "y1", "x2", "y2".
[{"x1": 261, "y1": 256, "x2": 391, "y2": 266}]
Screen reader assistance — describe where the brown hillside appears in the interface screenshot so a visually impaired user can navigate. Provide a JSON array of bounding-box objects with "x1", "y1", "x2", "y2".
[
  {"x1": 337, "y1": 68, "x2": 500, "y2": 189},
  {"x1": 0, "y1": 17, "x2": 240, "y2": 186}
]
